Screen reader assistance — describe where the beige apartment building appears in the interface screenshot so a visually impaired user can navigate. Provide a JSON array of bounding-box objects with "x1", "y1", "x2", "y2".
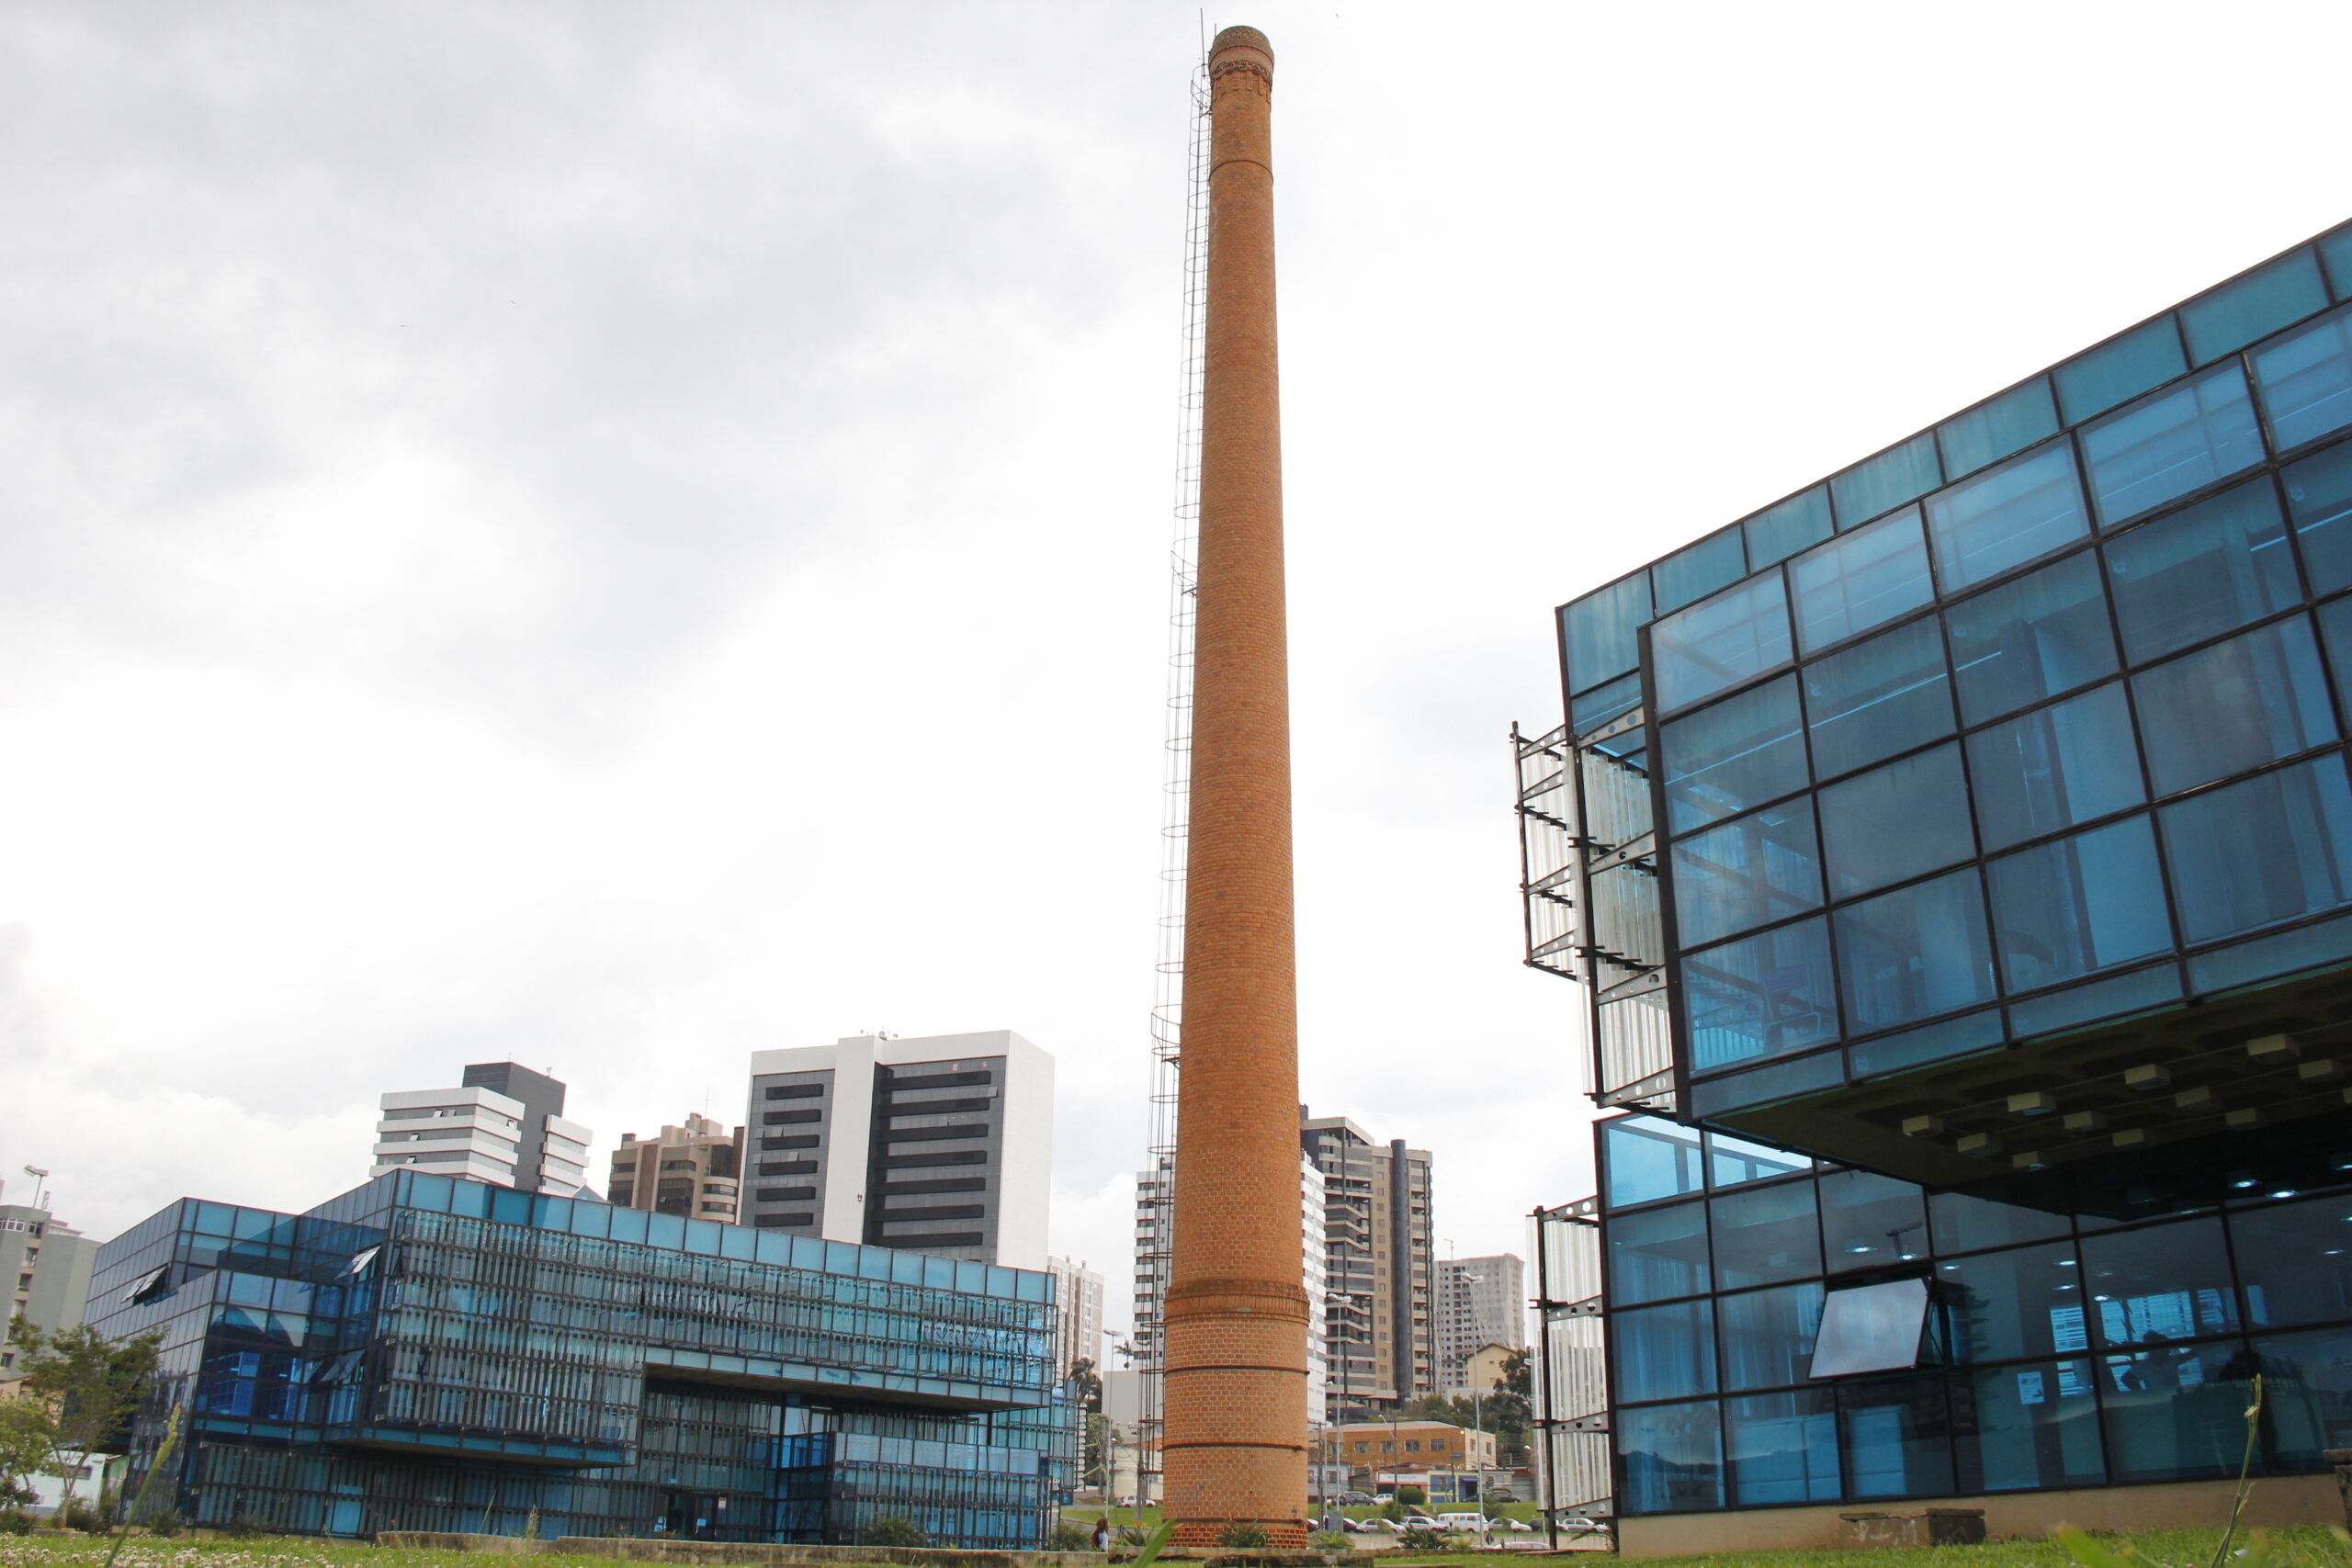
[{"x1": 605, "y1": 1114, "x2": 747, "y2": 1220}]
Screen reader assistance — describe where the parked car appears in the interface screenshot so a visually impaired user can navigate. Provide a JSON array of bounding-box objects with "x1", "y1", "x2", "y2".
[
  {"x1": 1336, "y1": 1491, "x2": 1376, "y2": 1505},
  {"x1": 1435, "y1": 1513, "x2": 1490, "y2": 1531},
  {"x1": 1505, "y1": 1519, "x2": 1536, "y2": 1532}
]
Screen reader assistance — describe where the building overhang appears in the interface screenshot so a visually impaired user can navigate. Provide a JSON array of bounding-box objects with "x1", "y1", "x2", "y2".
[{"x1": 642, "y1": 1348, "x2": 1049, "y2": 1412}]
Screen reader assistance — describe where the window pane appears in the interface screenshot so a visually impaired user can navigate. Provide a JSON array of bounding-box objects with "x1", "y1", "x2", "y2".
[
  {"x1": 1612, "y1": 1299, "x2": 1717, "y2": 1404},
  {"x1": 2055, "y1": 315, "x2": 2188, "y2": 425},
  {"x1": 1803, "y1": 615, "x2": 1954, "y2": 779},
  {"x1": 2283, "y1": 439, "x2": 2352, "y2": 595},
  {"x1": 1924, "y1": 441, "x2": 2089, "y2": 592},
  {"x1": 1792, "y1": 507, "x2": 1935, "y2": 653},
  {"x1": 1670, "y1": 804, "x2": 1823, "y2": 949},
  {"x1": 1849, "y1": 1008, "x2": 2006, "y2": 1078},
  {"x1": 2135, "y1": 617, "x2": 2336, "y2": 795},
  {"x1": 2250, "y1": 300, "x2": 2352, "y2": 452},
  {"x1": 1652, "y1": 572, "x2": 1793, "y2": 713},
  {"x1": 1709, "y1": 1132, "x2": 1812, "y2": 1189},
  {"x1": 1936, "y1": 1241, "x2": 2087, "y2": 1364},
  {"x1": 1836, "y1": 869, "x2": 1997, "y2": 1033},
  {"x1": 2230, "y1": 1194, "x2": 2352, "y2": 1329},
  {"x1": 1952, "y1": 1359, "x2": 2105, "y2": 1494},
  {"x1": 1818, "y1": 743, "x2": 1973, "y2": 899},
  {"x1": 2103, "y1": 477, "x2": 2298, "y2": 663},
  {"x1": 1602, "y1": 1115, "x2": 1704, "y2": 1209},
  {"x1": 1946, "y1": 551, "x2": 2119, "y2": 725},
  {"x1": 2160, "y1": 755, "x2": 2352, "y2": 944},
  {"x1": 1570, "y1": 670, "x2": 1642, "y2": 736},
  {"x1": 2081, "y1": 362, "x2": 2266, "y2": 529},
  {"x1": 2079, "y1": 1215, "x2": 2239, "y2": 1349},
  {"x1": 1718, "y1": 1281, "x2": 1826, "y2": 1393},
  {"x1": 1838, "y1": 1376, "x2": 1954, "y2": 1500},
  {"x1": 1563, "y1": 571, "x2": 1653, "y2": 694},
  {"x1": 1652, "y1": 528, "x2": 1748, "y2": 615},
  {"x1": 1746, "y1": 486, "x2": 1835, "y2": 569},
  {"x1": 1832, "y1": 433, "x2": 1942, "y2": 529},
  {"x1": 1812, "y1": 1280, "x2": 1932, "y2": 1377},
  {"x1": 1710, "y1": 1179, "x2": 1822, "y2": 1291},
  {"x1": 1683, "y1": 917, "x2": 1839, "y2": 1074},
  {"x1": 1819, "y1": 1169, "x2": 1928, "y2": 1272},
  {"x1": 2182, "y1": 249, "x2": 2329, "y2": 365},
  {"x1": 1725, "y1": 1389, "x2": 1839, "y2": 1506},
  {"x1": 1939, "y1": 378, "x2": 2061, "y2": 480},
  {"x1": 1986, "y1": 817, "x2": 2171, "y2": 991},
  {"x1": 2098, "y1": 1345, "x2": 2254, "y2": 1483},
  {"x1": 2256, "y1": 1326, "x2": 2352, "y2": 1471},
  {"x1": 1618, "y1": 1399, "x2": 1724, "y2": 1515},
  {"x1": 1929, "y1": 1181, "x2": 2072, "y2": 1256},
  {"x1": 1608, "y1": 1199, "x2": 1713, "y2": 1306},
  {"x1": 1967, "y1": 683, "x2": 2145, "y2": 852},
  {"x1": 1660, "y1": 675, "x2": 1808, "y2": 833}
]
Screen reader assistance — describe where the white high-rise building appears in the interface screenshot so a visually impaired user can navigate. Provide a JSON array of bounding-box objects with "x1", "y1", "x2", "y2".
[
  {"x1": 1436, "y1": 1253, "x2": 1527, "y2": 1387},
  {"x1": 369, "y1": 1062, "x2": 591, "y2": 1197},
  {"x1": 1046, "y1": 1256, "x2": 1106, "y2": 1379},
  {"x1": 741, "y1": 1031, "x2": 1054, "y2": 1270}
]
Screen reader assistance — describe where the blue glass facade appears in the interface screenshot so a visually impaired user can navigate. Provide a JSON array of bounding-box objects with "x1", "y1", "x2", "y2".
[{"x1": 84, "y1": 1171, "x2": 1072, "y2": 1544}]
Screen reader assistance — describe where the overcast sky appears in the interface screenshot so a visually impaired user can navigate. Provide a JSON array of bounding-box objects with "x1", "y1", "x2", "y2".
[{"x1": 4, "y1": 0, "x2": 2350, "y2": 1344}]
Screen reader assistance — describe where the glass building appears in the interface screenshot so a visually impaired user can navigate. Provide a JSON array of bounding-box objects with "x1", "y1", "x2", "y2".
[
  {"x1": 83, "y1": 1170, "x2": 1073, "y2": 1545},
  {"x1": 1514, "y1": 219, "x2": 2352, "y2": 1549}
]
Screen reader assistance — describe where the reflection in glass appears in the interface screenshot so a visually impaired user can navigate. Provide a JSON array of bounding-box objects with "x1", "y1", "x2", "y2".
[
  {"x1": 1652, "y1": 573, "x2": 1793, "y2": 713},
  {"x1": 1603, "y1": 1116, "x2": 1703, "y2": 1209},
  {"x1": 1617, "y1": 1400, "x2": 1724, "y2": 1514},
  {"x1": 1652, "y1": 528, "x2": 1749, "y2": 615},
  {"x1": 1608, "y1": 1200, "x2": 1712, "y2": 1306},
  {"x1": 1836, "y1": 869, "x2": 1997, "y2": 1034},
  {"x1": 2104, "y1": 479, "x2": 2300, "y2": 663},
  {"x1": 1670, "y1": 806, "x2": 1823, "y2": 949},
  {"x1": 1936, "y1": 1242, "x2": 2086, "y2": 1364},
  {"x1": 2254, "y1": 1327, "x2": 2352, "y2": 1471},
  {"x1": 1929, "y1": 1184, "x2": 2072, "y2": 1257},
  {"x1": 2229, "y1": 1196, "x2": 2352, "y2": 1329},
  {"x1": 2161, "y1": 755, "x2": 2352, "y2": 944},
  {"x1": 1818, "y1": 744, "x2": 1973, "y2": 898},
  {"x1": 2283, "y1": 439, "x2": 2352, "y2": 595},
  {"x1": 1819, "y1": 1170, "x2": 1928, "y2": 1272},
  {"x1": 1952, "y1": 1359, "x2": 2105, "y2": 1493},
  {"x1": 1838, "y1": 1376, "x2": 1955, "y2": 1499},
  {"x1": 2134, "y1": 617, "x2": 2336, "y2": 795},
  {"x1": 2081, "y1": 363, "x2": 2266, "y2": 529},
  {"x1": 1684, "y1": 918, "x2": 1838, "y2": 1074},
  {"x1": 1613, "y1": 1299, "x2": 1717, "y2": 1404},
  {"x1": 2098, "y1": 1347, "x2": 2256, "y2": 1482},
  {"x1": 1792, "y1": 508, "x2": 1936, "y2": 653},
  {"x1": 1564, "y1": 572, "x2": 1652, "y2": 694},
  {"x1": 1924, "y1": 441, "x2": 2088, "y2": 592},
  {"x1": 1986, "y1": 817, "x2": 2171, "y2": 991},
  {"x1": 1811, "y1": 1280, "x2": 1930, "y2": 1378},
  {"x1": 1709, "y1": 1132, "x2": 1811, "y2": 1190},
  {"x1": 1719, "y1": 1282, "x2": 1826, "y2": 1392},
  {"x1": 1968, "y1": 684, "x2": 2146, "y2": 852},
  {"x1": 1725, "y1": 1390, "x2": 1839, "y2": 1505},
  {"x1": 1803, "y1": 615, "x2": 1954, "y2": 779},
  {"x1": 2078, "y1": 1215, "x2": 2239, "y2": 1349},
  {"x1": 2251, "y1": 301, "x2": 2352, "y2": 452},
  {"x1": 1711, "y1": 1180, "x2": 1823, "y2": 1292},
  {"x1": 1946, "y1": 552, "x2": 2119, "y2": 725},
  {"x1": 1660, "y1": 676, "x2": 1809, "y2": 833}
]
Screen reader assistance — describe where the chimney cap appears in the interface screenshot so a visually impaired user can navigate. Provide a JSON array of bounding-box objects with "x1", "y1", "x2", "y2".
[{"x1": 1210, "y1": 25, "x2": 1272, "y2": 65}]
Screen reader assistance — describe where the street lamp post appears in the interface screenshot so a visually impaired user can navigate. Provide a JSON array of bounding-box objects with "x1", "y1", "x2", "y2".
[{"x1": 22, "y1": 1166, "x2": 49, "y2": 1213}]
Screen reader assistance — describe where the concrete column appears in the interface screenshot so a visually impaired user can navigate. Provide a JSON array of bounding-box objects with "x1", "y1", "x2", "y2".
[{"x1": 1162, "y1": 23, "x2": 1310, "y2": 1551}]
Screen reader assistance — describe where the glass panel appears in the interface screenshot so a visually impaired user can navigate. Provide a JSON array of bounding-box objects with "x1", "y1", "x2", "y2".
[
  {"x1": 1683, "y1": 917, "x2": 1839, "y2": 1074},
  {"x1": 1659, "y1": 675, "x2": 1809, "y2": 832},
  {"x1": 1746, "y1": 486, "x2": 1834, "y2": 569},
  {"x1": 1669, "y1": 804, "x2": 1823, "y2": 949},
  {"x1": 1718, "y1": 1281, "x2": 1825, "y2": 1392},
  {"x1": 1612, "y1": 1299, "x2": 1717, "y2": 1404},
  {"x1": 2256, "y1": 1326, "x2": 2352, "y2": 1471},
  {"x1": 2182, "y1": 249, "x2": 2329, "y2": 365},
  {"x1": 1946, "y1": 551, "x2": 2119, "y2": 725},
  {"x1": 1617, "y1": 1399, "x2": 1724, "y2": 1515},
  {"x1": 1725, "y1": 1390, "x2": 1839, "y2": 1505},
  {"x1": 2189, "y1": 908, "x2": 2352, "y2": 995},
  {"x1": 2324, "y1": 222, "x2": 2352, "y2": 300},
  {"x1": 1937, "y1": 1241, "x2": 2087, "y2": 1364},
  {"x1": 1607, "y1": 1200, "x2": 1712, "y2": 1306},
  {"x1": 1802, "y1": 615, "x2": 1954, "y2": 779},
  {"x1": 2008, "y1": 963, "x2": 2181, "y2": 1038},
  {"x1": 1570, "y1": 671, "x2": 1641, "y2": 736},
  {"x1": 2079, "y1": 1215, "x2": 2239, "y2": 1349},
  {"x1": 1563, "y1": 571, "x2": 1652, "y2": 695},
  {"x1": 1837, "y1": 1376, "x2": 1954, "y2": 1500},
  {"x1": 1924, "y1": 441, "x2": 2088, "y2": 592},
  {"x1": 1710, "y1": 1179, "x2": 1822, "y2": 1291},
  {"x1": 1832, "y1": 433, "x2": 1942, "y2": 529},
  {"x1": 2161, "y1": 755, "x2": 2352, "y2": 945},
  {"x1": 2230, "y1": 1195, "x2": 2352, "y2": 1329},
  {"x1": 1939, "y1": 378, "x2": 2060, "y2": 480},
  {"x1": 1951, "y1": 1359, "x2": 2106, "y2": 1493},
  {"x1": 2283, "y1": 439, "x2": 2352, "y2": 594},
  {"x1": 1708, "y1": 1132, "x2": 1810, "y2": 1190},
  {"x1": 1689, "y1": 1049, "x2": 1842, "y2": 1116},
  {"x1": 1652, "y1": 528, "x2": 1748, "y2": 615},
  {"x1": 1602, "y1": 1116, "x2": 1705, "y2": 1209},
  {"x1": 1791, "y1": 507, "x2": 1935, "y2": 653},
  {"x1": 2054, "y1": 315, "x2": 2187, "y2": 425},
  {"x1": 1819, "y1": 1170, "x2": 1928, "y2": 1272},
  {"x1": 2081, "y1": 362, "x2": 2266, "y2": 529},
  {"x1": 2103, "y1": 477, "x2": 2298, "y2": 663},
  {"x1": 1817, "y1": 743, "x2": 1973, "y2": 899},
  {"x1": 1848, "y1": 1009, "x2": 2007, "y2": 1078},
  {"x1": 1968, "y1": 683, "x2": 2145, "y2": 852},
  {"x1": 1652, "y1": 572, "x2": 1793, "y2": 713},
  {"x1": 1929, "y1": 1182, "x2": 2073, "y2": 1257},
  {"x1": 2134, "y1": 617, "x2": 2335, "y2": 795},
  {"x1": 1836, "y1": 868, "x2": 1997, "y2": 1034},
  {"x1": 2254, "y1": 303, "x2": 2352, "y2": 453},
  {"x1": 2098, "y1": 1345, "x2": 2255, "y2": 1482},
  {"x1": 1986, "y1": 816, "x2": 2171, "y2": 991},
  {"x1": 1811, "y1": 1280, "x2": 1930, "y2": 1377}
]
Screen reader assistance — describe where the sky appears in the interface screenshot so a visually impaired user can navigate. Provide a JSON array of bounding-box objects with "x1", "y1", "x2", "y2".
[{"x1": 4, "y1": 0, "x2": 2351, "y2": 1347}]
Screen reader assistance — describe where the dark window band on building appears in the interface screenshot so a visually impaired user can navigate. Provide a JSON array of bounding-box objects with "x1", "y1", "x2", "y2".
[
  {"x1": 763, "y1": 1109, "x2": 822, "y2": 1125},
  {"x1": 880, "y1": 1150, "x2": 988, "y2": 1169},
  {"x1": 760, "y1": 1135, "x2": 820, "y2": 1151},
  {"x1": 885, "y1": 1096, "x2": 994, "y2": 1115},
  {"x1": 873, "y1": 1232, "x2": 987, "y2": 1250},
  {"x1": 763, "y1": 1083, "x2": 825, "y2": 1100},
  {"x1": 886, "y1": 1071, "x2": 993, "y2": 1091},
  {"x1": 883, "y1": 1124, "x2": 989, "y2": 1143},
  {"x1": 880, "y1": 1177, "x2": 988, "y2": 1195},
  {"x1": 756, "y1": 1187, "x2": 818, "y2": 1202},
  {"x1": 752, "y1": 1212, "x2": 818, "y2": 1228},
  {"x1": 757, "y1": 1160, "x2": 819, "y2": 1176},
  {"x1": 882, "y1": 1204, "x2": 987, "y2": 1223}
]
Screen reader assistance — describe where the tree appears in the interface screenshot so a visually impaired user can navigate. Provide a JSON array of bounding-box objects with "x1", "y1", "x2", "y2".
[
  {"x1": 7, "y1": 1319, "x2": 163, "y2": 1513},
  {"x1": 1069, "y1": 1358, "x2": 1106, "y2": 1488},
  {"x1": 0, "y1": 1400, "x2": 47, "y2": 1507}
]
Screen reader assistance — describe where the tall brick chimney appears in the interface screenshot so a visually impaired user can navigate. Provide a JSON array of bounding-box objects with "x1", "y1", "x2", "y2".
[{"x1": 1162, "y1": 24, "x2": 1310, "y2": 1550}]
